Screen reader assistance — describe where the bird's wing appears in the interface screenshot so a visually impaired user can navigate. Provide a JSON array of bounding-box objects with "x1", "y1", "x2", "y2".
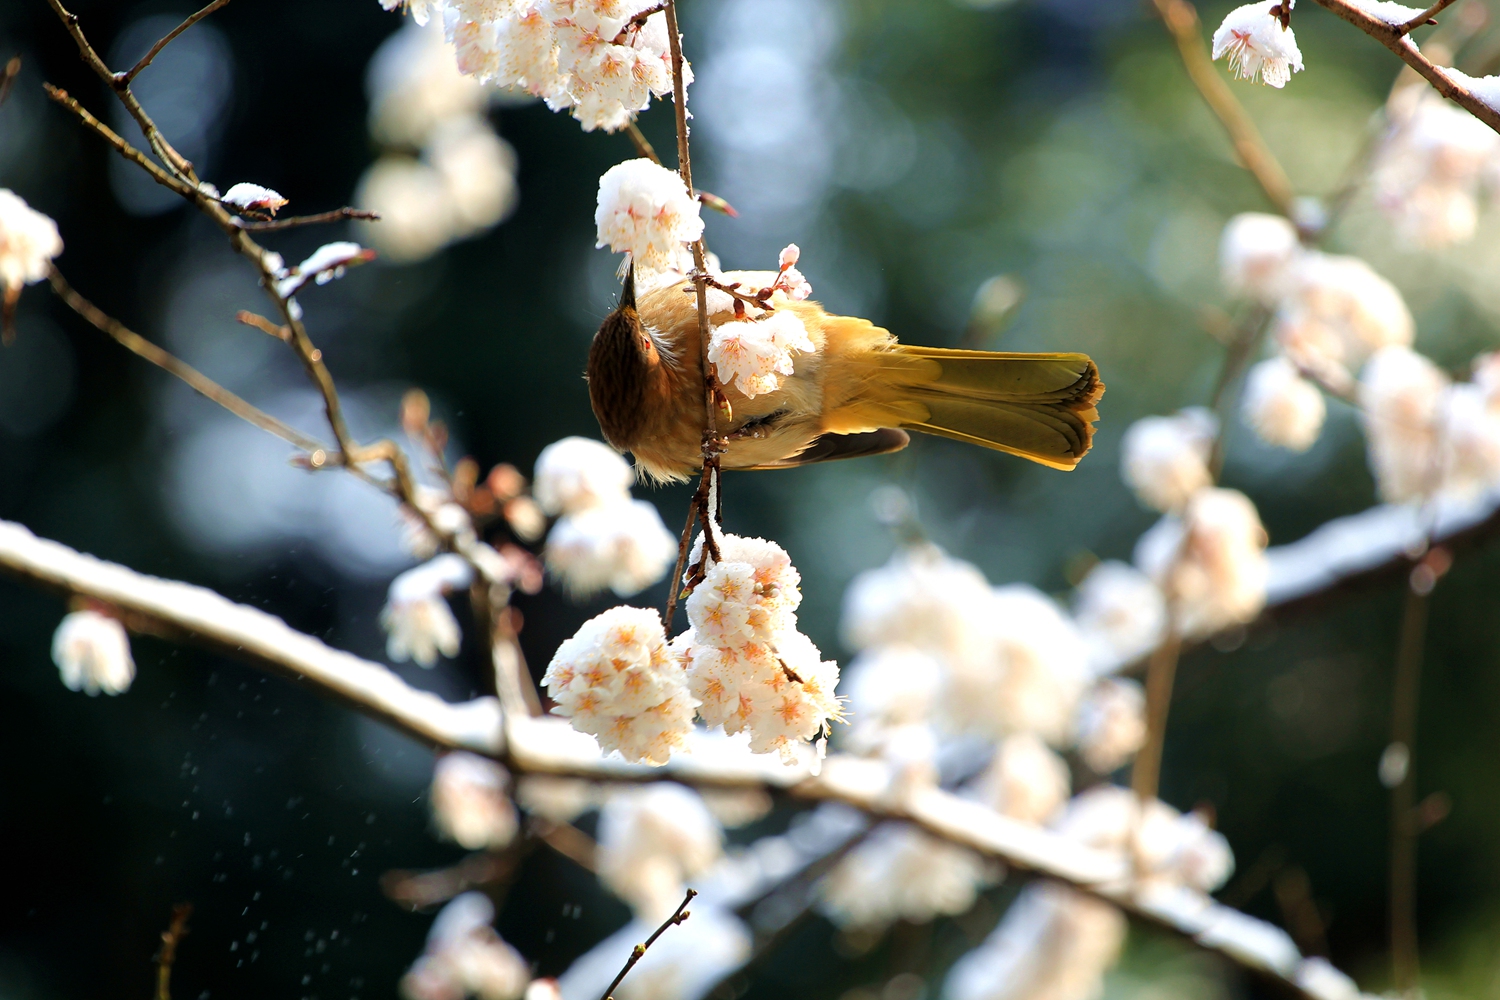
[{"x1": 743, "y1": 428, "x2": 911, "y2": 470}]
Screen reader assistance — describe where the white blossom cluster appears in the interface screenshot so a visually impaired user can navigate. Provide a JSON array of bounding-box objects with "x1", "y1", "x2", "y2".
[
  {"x1": 0, "y1": 189, "x2": 63, "y2": 303},
  {"x1": 430, "y1": 751, "x2": 520, "y2": 850},
  {"x1": 534, "y1": 436, "x2": 676, "y2": 598},
  {"x1": 594, "y1": 158, "x2": 705, "y2": 273},
  {"x1": 820, "y1": 821, "x2": 1002, "y2": 930},
  {"x1": 382, "y1": 553, "x2": 474, "y2": 667},
  {"x1": 1219, "y1": 212, "x2": 1500, "y2": 503},
  {"x1": 401, "y1": 893, "x2": 531, "y2": 1000},
  {"x1": 596, "y1": 782, "x2": 722, "y2": 919},
  {"x1": 358, "y1": 16, "x2": 519, "y2": 262},
  {"x1": 679, "y1": 533, "x2": 842, "y2": 763},
  {"x1": 541, "y1": 605, "x2": 697, "y2": 765},
  {"x1": 705, "y1": 246, "x2": 817, "y2": 399},
  {"x1": 378, "y1": 0, "x2": 686, "y2": 135},
  {"x1": 1211, "y1": 1, "x2": 1303, "y2": 89},
  {"x1": 51, "y1": 609, "x2": 135, "y2": 697}
]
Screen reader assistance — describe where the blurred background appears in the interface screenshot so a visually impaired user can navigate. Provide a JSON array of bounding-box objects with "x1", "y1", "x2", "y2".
[{"x1": 5, "y1": 0, "x2": 1500, "y2": 996}]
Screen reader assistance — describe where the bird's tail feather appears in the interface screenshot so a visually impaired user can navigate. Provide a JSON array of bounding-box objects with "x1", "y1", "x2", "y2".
[{"x1": 823, "y1": 337, "x2": 1104, "y2": 471}]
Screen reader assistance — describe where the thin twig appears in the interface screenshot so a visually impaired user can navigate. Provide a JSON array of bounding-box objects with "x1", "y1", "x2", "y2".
[
  {"x1": 1310, "y1": 0, "x2": 1500, "y2": 134},
  {"x1": 600, "y1": 889, "x2": 697, "y2": 1000},
  {"x1": 237, "y1": 207, "x2": 380, "y2": 232},
  {"x1": 0, "y1": 56, "x2": 20, "y2": 108},
  {"x1": 1151, "y1": 0, "x2": 1297, "y2": 215},
  {"x1": 1130, "y1": 629, "x2": 1184, "y2": 804},
  {"x1": 121, "y1": 0, "x2": 234, "y2": 85},
  {"x1": 48, "y1": 267, "x2": 327, "y2": 454},
  {"x1": 662, "y1": 499, "x2": 697, "y2": 629},
  {"x1": 42, "y1": 85, "x2": 197, "y2": 199},
  {"x1": 1397, "y1": 0, "x2": 1456, "y2": 35},
  {"x1": 156, "y1": 903, "x2": 192, "y2": 1000},
  {"x1": 625, "y1": 122, "x2": 661, "y2": 165}
]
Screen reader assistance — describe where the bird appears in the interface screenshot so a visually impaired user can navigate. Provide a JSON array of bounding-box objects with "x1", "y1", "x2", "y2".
[{"x1": 586, "y1": 267, "x2": 1103, "y2": 483}]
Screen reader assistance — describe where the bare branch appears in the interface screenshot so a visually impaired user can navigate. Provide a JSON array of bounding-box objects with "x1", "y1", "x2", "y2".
[
  {"x1": 48, "y1": 267, "x2": 326, "y2": 454},
  {"x1": 43, "y1": 85, "x2": 197, "y2": 199},
  {"x1": 1152, "y1": 0, "x2": 1297, "y2": 216},
  {"x1": 0, "y1": 56, "x2": 20, "y2": 108},
  {"x1": 600, "y1": 889, "x2": 696, "y2": 1000},
  {"x1": 1398, "y1": 0, "x2": 1456, "y2": 35},
  {"x1": 1310, "y1": 0, "x2": 1500, "y2": 134},
  {"x1": 237, "y1": 207, "x2": 380, "y2": 232},
  {"x1": 156, "y1": 903, "x2": 192, "y2": 1000},
  {"x1": 121, "y1": 0, "x2": 234, "y2": 85}
]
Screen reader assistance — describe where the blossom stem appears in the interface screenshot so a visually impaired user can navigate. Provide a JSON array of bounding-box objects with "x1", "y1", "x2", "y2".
[
  {"x1": 236, "y1": 207, "x2": 380, "y2": 232},
  {"x1": 1130, "y1": 628, "x2": 1183, "y2": 804},
  {"x1": 1207, "y1": 306, "x2": 1274, "y2": 479},
  {"x1": 1151, "y1": 0, "x2": 1297, "y2": 216},
  {"x1": 599, "y1": 888, "x2": 697, "y2": 1000}
]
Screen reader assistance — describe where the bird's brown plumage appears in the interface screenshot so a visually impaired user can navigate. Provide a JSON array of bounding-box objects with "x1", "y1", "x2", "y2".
[{"x1": 586, "y1": 269, "x2": 1103, "y2": 482}]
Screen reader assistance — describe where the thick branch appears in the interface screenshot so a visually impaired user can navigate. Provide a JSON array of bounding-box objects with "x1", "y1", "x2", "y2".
[{"x1": 1310, "y1": 0, "x2": 1500, "y2": 134}]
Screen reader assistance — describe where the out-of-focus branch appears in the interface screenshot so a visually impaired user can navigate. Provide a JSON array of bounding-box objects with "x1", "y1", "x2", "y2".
[
  {"x1": 625, "y1": 122, "x2": 661, "y2": 164},
  {"x1": 156, "y1": 903, "x2": 192, "y2": 1000},
  {"x1": 0, "y1": 56, "x2": 20, "y2": 107},
  {"x1": 1131, "y1": 630, "x2": 1184, "y2": 804},
  {"x1": 1152, "y1": 0, "x2": 1297, "y2": 216},
  {"x1": 1309, "y1": 0, "x2": 1500, "y2": 134},
  {"x1": 121, "y1": 0, "x2": 234, "y2": 85},
  {"x1": 47, "y1": 267, "x2": 326, "y2": 454},
  {"x1": 0, "y1": 517, "x2": 1345, "y2": 998}
]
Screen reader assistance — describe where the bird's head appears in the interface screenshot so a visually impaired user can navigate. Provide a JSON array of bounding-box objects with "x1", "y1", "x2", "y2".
[{"x1": 586, "y1": 263, "x2": 658, "y2": 449}]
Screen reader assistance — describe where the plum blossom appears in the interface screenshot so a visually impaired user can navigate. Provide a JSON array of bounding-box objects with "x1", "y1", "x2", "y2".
[
  {"x1": 0, "y1": 189, "x2": 63, "y2": 305},
  {"x1": 970, "y1": 733, "x2": 1072, "y2": 825},
  {"x1": 382, "y1": 554, "x2": 473, "y2": 667},
  {"x1": 1136, "y1": 487, "x2": 1269, "y2": 639},
  {"x1": 1053, "y1": 785, "x2": 1234, "y2": 892},
  {"x1": 1242, "y1": 355, "x2": 1327, "y2": 452},
  {"x1": 532, "y1": 436, "x2": 633, "y2": 515},
  {"x1": 1120, "y1": 408, "x2": 1217, "y2": 513},
  {"x1": 1275, "y1": 252, "x2": 1413, "y2": 382},
  {"x1": 841, "y1": 543, "x2": 995, "y2": 674},
  {"x1": 52, "y1": 609, "x2": 135, "y2": 696},
  {"x1": 1436, "y1": 381, "x2": 1500, "y2": 500},
  {"x1": 595, "y1": 158, "x2": 704, "y2": 272},
  {"x1": 820, "y1": 822, "x2": 1000, "y2": 930},
  {"x1": 1070, "y1": 560, "x2": 1167, "y2": 674},
  {"x1": 541, "y1": 606, "x2": 696, "y2": 765},
  {"x1": 221, "y1": 182, "x2": 288, "y2": 217},
  {"x1": 1212, "y1": 1, "x2": 1304, "y2": 89},
  {"x1": 544, "y1": 499, "x2": 677, "y2": 597},
  {"x1": 1374, "y1": 84, "x2": 1500, "y2": 248},
  {"x1": 401, "y1": 893, "x2": 531, "y2": 1000},
  {"x1": 430, "y1": 752, "x2": 519, "y2": 851},
  {"x1": 1359, "y1": 345, "x2": 1448, "y2": 504},
  {"x1": 1220, "y1": 212, "x2": 1301, "y2": 304},
  {"x1": 1074, "y1": 678, "x2": 1147, "y2": 774},
  {"x1": 382, "y1": 0, "x2": 445, "y2": 26},
  {"x1": 707, "y1": 310, "x2": 815, "y2": 399},
  {"x1": 838, "y1": 645, "x2": 943, "y2": 759},
  {"x1": 596, "y1": 783, "x2": 722, "y2": 920}
]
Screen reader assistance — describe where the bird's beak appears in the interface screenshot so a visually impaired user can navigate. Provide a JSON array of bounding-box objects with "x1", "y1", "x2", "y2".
[{"x1": 620, "y1": 262, "x2": 636, "y2": 311}]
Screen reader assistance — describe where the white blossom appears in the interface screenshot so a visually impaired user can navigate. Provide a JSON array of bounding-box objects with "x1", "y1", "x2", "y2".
[
  {"x1": 970, "y1": 733, "x2": 1072, "y2": 825},
  {"x1": 838, "y1": 645, "x2": 943, "y2": 757},
  {"x1": 1120, "y1": 408, "x2": 1217, "y2": 513},
  {"x1": 1073, "y1": 678, "x2": 1147, "y2": 774},
  {"x1": 707, "y1": 310, "x2": 815, "y2": 399},
  {"x1": 1053, "y1": 785, "x2": 1234, "y2": 893},
  {"x1": 427, "y1": 115, "x2": 520, "y2": 234},
  {"x1": 596, "y1": 783, "x2": 722, "y2": 920},
  {"x1": 541, "y1": 606, "x2": 695, "y2": 765},
  {"x1": 382, "y1": 554, "x2": 474, "y2": 667},
  {"x1": 402, "y1": 893, "x2": 531, "y2": 1000},
  {"x1": 431, "y1": 752, "x2": 519, "y2": 850},
  {"x1": 1359, "y1": 345, "x2": 1448, "y2": 504},
  {"x1": 1242, "y1": 355, "x2": 1327, "y2": 452},
  {"x1": 1374, "y1": 86, "x2": 1500, "y2": 248},
  {"x1": 1220, "y1": 212, "x2": 1301, "y2": 304},
  {"x1": 368, "y1": 16, "x2": 489, "y2": 148},
  {"x1": 1436, "y1": 381, "x2": 1500, "y2": 499},
  {"x1": 685, "y1": 534, "x2": 802, "y2": 646},
  {"x1": 382, "y1": 0, "x2": 446, "y2": 27},
  {"x1": 841, "y1": 543, "x2": 996, "y2": 674},
  {"x1": 533, "y1": 436, "x2": 634, "y2": 515},
  {"x1": 221, "y1": 182, "x2": 288, "y2": 216},
  {"x1": 1136, "y1": 487, "x2": 1269, "y2": 639},
  {"x1": 0, "y1": 189, "x2": 63, "y2": 296},
  {"x1": 943, "y1": 882, "x2": 1126, "y2": 1000},
  {"x1": 594, "y1": 158, "x2": 704, "y2": 272},
  {"x1": 51, "y1": 609, "x2": 134, "y2": 696},
  {"x1": 544, "y1": 499, "x2": 677, "y2": 597},
  {"x1": 820, "y1": 822, "x2": 1000, "y2": 930},
  {"x1": 1211, "y1": 1, "x2": 1304, "y2": 89},
  {"x1": 1070, "y1": 560, "x2": 1167, "y2": 674},
  {"x1": 1275, "y1": 252, "x2": 1413, "y2": 382},
  {"x1": 358, "y1": 157, "x2": 464, "y2": 263},
  {"x1": 275, "y1": 242, "x2": 375, "y2": 297}
]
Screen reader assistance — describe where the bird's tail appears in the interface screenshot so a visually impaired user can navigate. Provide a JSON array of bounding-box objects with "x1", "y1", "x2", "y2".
[{"x1": 819, "y1": 324, "x2": 1104, "y2": 470}]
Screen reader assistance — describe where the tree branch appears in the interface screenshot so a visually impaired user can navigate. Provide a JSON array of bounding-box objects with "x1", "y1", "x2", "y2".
[
  {"x1": 600, "y1": 889, "x2": 696, "y2": 1000},
  {"x1": 121, "y1": 0, "x2": 234, "y2": 85},
  {"x1": 236, "y1": 207, "x2": 380, "y2": 232},
  {"x1": 1309, "y1": 0, "x2": 1500, "y2": 134}
]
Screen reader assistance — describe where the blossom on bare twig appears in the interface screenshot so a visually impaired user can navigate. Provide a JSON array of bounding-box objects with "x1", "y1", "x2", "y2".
[
  {"x1": 1137, "y1": 487, "x2": 1269, "y2": 638},
  {"x1": 1220, "y1": 211, "x2": 1300, "y2": 304},
  {"x1": 221, "y1": 182, "x2": 288, "y2": 217},
  {"x1": 820, "y1": 822, "x2": 1001, "y2": 930},
  {"x1": 0, "y1": 189, "x2": 63, "y2": 335},
  {"x1": 1275, "y1": 252, "x2": 1413, "y2": 381},
  {"x1": 1373, "y1": 85, "x2": 1500, "y2": 248},
  {"x1": 707, "y1": 310, "x2": 815, "y2": 399},
  {"x1": 51, "y1": 609, "x2": 134, "y2": 696},
  {"x1": 383, "y1": 554, "x2": 474, "y2": 666},
  {"x1": 533, "y1": 437, "x2": 634, "y2": 515},
  {"x1": 1070, "y1": 561, "x2": 1167, "y2": 675},
  {"x1": 1212, "y1": 1, "x2": 1305, "y2": 89},
  {"x1": 1073, "y1": 678, "x2": 1148, "y2": 775}
]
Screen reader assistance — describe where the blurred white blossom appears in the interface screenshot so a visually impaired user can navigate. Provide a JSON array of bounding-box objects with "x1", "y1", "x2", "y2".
[
  {"x1": 842, "y1": 544, "x2": 996, "y2": 678},
  {"x1": 820, "y1": 822, "x2": 999, "y2": 930},
  {"x1": 838, "y1": 645, "x2": 943, "y2": 758},
  {"x1": 1295, "y1": 957, "x2": 1362, "y2": 1000},
  {"x1": 707, "y1": 310, "x2": 815, "y2": 398},
  {"x1": 597, "y1": 782, "x2": 722, "y2": 919},
  {"x1": 544, "y1": 499, "x2": 677, "y2": 597},
  {"x1": 0, "y1": 189, "x2": 63, "y2": 298},
  {"x1": 1054, "y1": 785, "x2": 1234, "y2": 893},
  {"x1": 431, "y1": 752, "x2": 520, "y2": 850},
  {"x1": 533, "y1": 436, "x2": 634, "y2": 515},
  {"x1": 1359, "y1": 345, "x2": 1448, "y2": 504},
  {"x1": 1275, "y1": 252, "x2": 1413, "y2": 383},
  {"x1": 1120, "y1": 408, "x2": 1217, "y2": 513},
  {"x1": 970, "y1": 733, "x2": 1071, "y2": 825},
  {"x1": 943, "y1": 882, "x2": 1126, "y2": 1000},
  {"x1": 427, "y1": 115, "x2": 520, "y2": 233},
  {"x1": 383, "y1": 554, "x2": 474, "y2": 666},
  {"x1": 1220, "y1": 212, "x2": 1300, "y2": 304},
  {"x1": 1070, "y1": 560, "x2": 1166, "y2": 674},
  {"x1": 52, "y1": 609, "x2": 134, "y2": 696},
  {"x1": 1211, "y1": 1, "x2": 1304, "y2": 89},
  {"x1": 1374, "y1": 85, "x2": 1500, "y2": 248},
  {"x1": 595, "y1": 158, "x2": 705, "y2": 271},
  {"x1": 542, "y1": 606, "x2": 696, "y2": 765},
  {"x1": 402, "y1": 893, "x2": 531, "y2": 1000},
  {"x1": 1136, "y1": 487, "x2": 1268, "y2": 639},
  {"x1": 369, "y1": 16, "x2": 489, "y2": 147},
  {"x1": 1073, "y1": 678, "x2": 1147, "y2": 775},
  {"x1": 1436, "y1": 380, "x2": 1500, "y2": 499},
  {"x1": 1242, "y1": 356, "x2": 1327, "y2": 452}
]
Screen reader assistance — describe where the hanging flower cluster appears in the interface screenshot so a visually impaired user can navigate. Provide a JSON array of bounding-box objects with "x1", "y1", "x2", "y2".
[
  {"x1": 595, "y1": 782, "x2": 723, "y2": 920},
  {"x1": 51, "y1": 608, "x2": 135, "y2": 697},
  {"x1": 594, "y1": 158, "x2": 705, "y2": 273},
  {"x1": 429, "y1": 751, "x2": 520, "y2": 850},
  {"x1": 1211, "y1": 1, "x2": 1304, "y2": 89},
  {"x1": 704, "y1": 246, "x2": 818, "y2": 399}
]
